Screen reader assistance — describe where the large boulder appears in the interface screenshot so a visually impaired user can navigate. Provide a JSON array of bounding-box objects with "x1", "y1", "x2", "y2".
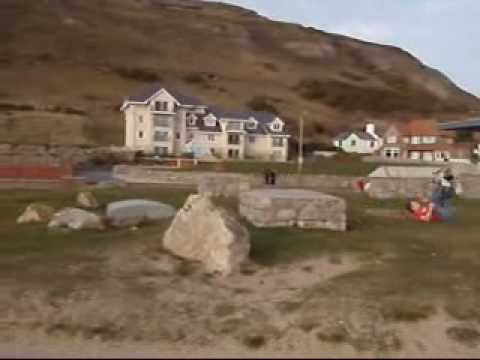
[
  {"x1": 106, "y1": 199, "x2": 176, "y2": 228},
  {"x1": 76, "y1": 191, "x2": 99, "y2": 209},
  {"x1": 163, "y1": 195, "x2": 250, "y2": 276},
  {"x1": 17, "y1": 203, "x2": 55, "y2": 224},
  {"x1": 239, "y1": 189, "x2": 347, "y2": 231},
  {"x1": 48, "y1": 208, "x2": 105, "y2": 230}
]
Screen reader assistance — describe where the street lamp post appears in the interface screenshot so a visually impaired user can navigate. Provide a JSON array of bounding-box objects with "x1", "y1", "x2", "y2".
[{"x1": 297, "y1": 112, "x2": 304, "y2": 175}]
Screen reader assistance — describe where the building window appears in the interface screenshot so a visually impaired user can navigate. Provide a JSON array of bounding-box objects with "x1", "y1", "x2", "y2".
[
  {"x1": 154, "y1": 147, "x2": 168, "y2": 156},
  {"x1": 350, "y1": 139, "x2": 357, "y2": 147},
  {"x1": 249, "y1": 136, "x2": 256, "y2": 144},
  {"x1": 272, "y1": 123, "x2": 281, "y2": 131},
  {"x1": 176, "y1": 132, "x2": 180, "y2": 140},
  {"x1": 138, "y1": 115, "x2": 143, "y2": 123},
  {"x1": 153, "y1": 131, "x2": 169, "y2": 142},
  {"x1": 153, "y1": 116, "x2": 170, "y2": 127},
  {"x1": 387, "y1": 136, "x2": 397, "y2": 144},
  {"x1": 228, "y1": 134, "x2": 240, "y2": 145},
  {"x1": 370, "y1": 141, "x2": 375, "y2": 148},
  {"x1": 273, "y1": 137, "x2": 284, "y2": 147},
  {"x1": 208, "y1": 134, "x2": 215, "y2": 142},
  {"x1": 138, "y1": 131, "x2": 144, "y2": 139},
  {"x1": 411, "y1": 136, "x2": 421, "y2": 145},
  {"x1": 422, "y1": 136, "x2": 436, "y2": 144},
  {"x1": 247, "y1": 121, "x2": 257, "y2": 129},
  {"x1": 228, "y1": 149, "x2": 240, "y2": 159},
  {"x1": 154, "y1": 101, "x2": 169, "y2": 112}
]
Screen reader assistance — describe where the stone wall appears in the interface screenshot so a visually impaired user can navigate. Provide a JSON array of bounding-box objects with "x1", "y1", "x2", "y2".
[
  {"x1": 366, "y1": 177, "x2": 435, "y2": 199},
  {"x1": 0, "y1": 144, "x2": 135, "y2": 167},
  {"x1": 112, "y1": 165, "x2": 355, "y2": 195},
  {"x1": 460, "y1": 175, "x2": 480, "y2": 199}
]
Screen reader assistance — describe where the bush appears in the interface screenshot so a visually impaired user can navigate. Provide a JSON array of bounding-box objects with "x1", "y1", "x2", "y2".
[
  {"x1": 183, "y1": 72, "x2": 206, "y2": 85},
  {"x1": 294, "y1": 78, "x2": 460, "y2": 114},
  {"x1": 0, "y1": 103, "x2": 35, "y2": 112},
  {"x1": 246, "y1": 96, "x2": 279, "y2": 115},
  {"x1": 111, "y1": 66, "x2": 161, "y2": 82}
]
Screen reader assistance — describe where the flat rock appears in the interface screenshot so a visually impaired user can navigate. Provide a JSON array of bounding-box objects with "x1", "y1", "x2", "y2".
[
  {"x1": 239, "y1": 189, "x2": 347, "y2": 231},
  {"x1": 163, "y1": 194, "x2": 250, "y2": 276},
  {"x1": 17, "y1": 203, "x2": 55, "y2": 224},
  {"x1": 48, "y1": 208, "x2": 105, "y2": 230},
  {"x1": 106, "y1": 199, "x2": 176, "y2": 228}
]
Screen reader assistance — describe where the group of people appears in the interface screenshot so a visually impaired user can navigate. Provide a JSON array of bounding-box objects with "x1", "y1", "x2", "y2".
[{"x1": 406, "y1": 167, "x2": 459, "y2": 223}]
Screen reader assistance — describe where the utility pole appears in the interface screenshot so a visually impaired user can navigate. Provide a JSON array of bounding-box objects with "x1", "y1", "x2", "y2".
[{"x1": 297, "y1": 112, "x2": 304, "y2": 175}]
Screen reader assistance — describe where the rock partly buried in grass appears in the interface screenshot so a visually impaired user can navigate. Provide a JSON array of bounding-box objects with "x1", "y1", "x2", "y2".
[
  {"x1": 48, "y1": 208, "x2": 105, "y2": 230},
  {"x1": 106, "y1": 199, "x2": 176, "y2": 228},
  {"x1": 240, "y1": 189, "x2": 347, "y2": 231},
  {"x1": 17, "y1": 203, "x2": 55, "y2": 224},
  {"x1": 163, "y1": 194, "x2": 250, "y2": 276},
  {"x1": 76, "y1": 191, "x2": 99, "y2": 210}
]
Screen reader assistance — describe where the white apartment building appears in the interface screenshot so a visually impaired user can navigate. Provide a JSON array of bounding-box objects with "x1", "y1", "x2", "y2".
[{"x1": 120, "y1": 84, "x2": 290, "y2": 161}]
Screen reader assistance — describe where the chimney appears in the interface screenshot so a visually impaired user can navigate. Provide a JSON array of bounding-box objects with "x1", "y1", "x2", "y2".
[{"x1": 365, "y1": 123, "x2": 376, "y2": 136}]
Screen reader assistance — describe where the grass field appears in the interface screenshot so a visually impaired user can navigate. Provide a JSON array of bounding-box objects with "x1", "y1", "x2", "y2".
[
  {"x1": 170, "y1": 154, "x2": 392, "y2": 177},
  {"x1": 1, "y1": 186, "x2": 480, "y2": 355}
]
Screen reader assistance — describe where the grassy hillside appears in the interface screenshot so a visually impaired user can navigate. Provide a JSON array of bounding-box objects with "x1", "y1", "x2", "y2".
[{"x1": 1, "y1": 0, "x2": 479, "y2": 146}]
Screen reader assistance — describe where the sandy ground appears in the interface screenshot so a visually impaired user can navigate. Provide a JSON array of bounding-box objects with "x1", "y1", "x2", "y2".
[{"x1": 1, "y1": 243, "x2": 479, "y2": 358}]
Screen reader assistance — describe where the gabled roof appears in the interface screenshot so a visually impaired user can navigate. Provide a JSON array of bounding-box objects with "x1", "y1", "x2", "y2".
[
  {"x1": 335, "y1": 130, "x2": 377, "y2": 141},
  {"x1": 125, "y1": 83, "x2": 205, "y2": 106}
]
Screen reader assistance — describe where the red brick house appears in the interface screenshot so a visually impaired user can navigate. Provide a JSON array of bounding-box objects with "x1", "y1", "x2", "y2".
[{"x1": 379, "y1": 119, "x2": 474, "y2": 162}]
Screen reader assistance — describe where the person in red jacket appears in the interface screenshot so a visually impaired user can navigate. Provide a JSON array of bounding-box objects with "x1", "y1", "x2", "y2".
[{"x1": 406, "y1": 198, "x2": 443, "y2": 223}]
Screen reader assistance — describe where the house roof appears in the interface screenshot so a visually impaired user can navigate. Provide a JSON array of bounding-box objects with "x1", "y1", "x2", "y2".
[
  {"x1": 335, "y1": 130, "x2": 377, "y2": 141},
  {"x1": 125, "y1": 83, "x2": 205, "y2": 106},
  {"x1": 207, "y1": 107, "x2": 288, "y2": 136},
  {"x1": 438, "y1": 118, "x2": 480, "y2": 132}
]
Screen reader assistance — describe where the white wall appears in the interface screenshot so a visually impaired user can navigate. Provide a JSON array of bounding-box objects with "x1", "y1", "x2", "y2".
[{"x1": 336, "y1": 134, "x2": 378, "y2": 154}]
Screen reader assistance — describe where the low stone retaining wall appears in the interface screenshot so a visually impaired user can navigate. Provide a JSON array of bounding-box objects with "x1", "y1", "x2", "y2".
[
  {"x1": 112, "y1": 165, "x2": 356, "y2": 195},
  {"x1": 113, "y1": 165, "x2": 480, "y2": 199}
]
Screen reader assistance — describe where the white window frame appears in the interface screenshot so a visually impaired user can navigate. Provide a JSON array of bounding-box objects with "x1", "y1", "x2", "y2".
[{"x1": 411, "y1": 136, "x2": 421, "y2": 145}]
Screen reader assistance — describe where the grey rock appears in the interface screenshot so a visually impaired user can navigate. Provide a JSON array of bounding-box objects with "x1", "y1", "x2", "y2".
[
  {"x1": 239, "y1": 189, "x2": 347, "y2": 231},
  {"x1": 17, "y1": 203, "x2": 55, "y2": 224},
  {"x1": 106, "y1": 199, "x2": 176, "y2": 228},
  {"x1": 163, "y1": 194, "x2": 250, "y2": 276},
  {"x1": 48, "y1": 208, "x2": 105, "y2": 230},
  {"x1": 76, "y1": 191, "x2": 99, "y2": 209}
]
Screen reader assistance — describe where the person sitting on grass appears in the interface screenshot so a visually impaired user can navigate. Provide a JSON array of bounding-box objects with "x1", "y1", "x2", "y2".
[{"x1": 406, "y1": 194, "x2": 454, "y2": 223}]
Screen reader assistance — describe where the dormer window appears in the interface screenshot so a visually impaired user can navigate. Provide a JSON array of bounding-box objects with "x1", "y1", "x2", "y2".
[
  {"x1": 204, "y1": 114, "x2": 217, "y2": 127},
  {"x1": 247, "y1": 118, "x2": 257, "y2": 130},
  {"x1": 270, "y1": 118, "x2": 283, "y2": 132}
]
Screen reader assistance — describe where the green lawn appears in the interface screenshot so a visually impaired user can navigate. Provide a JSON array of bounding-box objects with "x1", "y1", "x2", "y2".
[{"x1": 174, "y1": 154, "x2": 380, "y2": 176}]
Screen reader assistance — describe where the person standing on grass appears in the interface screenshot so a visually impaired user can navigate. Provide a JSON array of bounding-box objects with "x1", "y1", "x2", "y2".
[
  {"x1": 264, "y1": 168, "x2": 272, "y2": 186},
  {"x1": 270, "y1": 169, "x2": 277, "y2": 186}
]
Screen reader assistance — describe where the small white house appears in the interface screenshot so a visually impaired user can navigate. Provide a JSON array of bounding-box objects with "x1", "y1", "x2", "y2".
[{"x1": 333, "y1": 123, "x2": 383, "y2": 154}]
